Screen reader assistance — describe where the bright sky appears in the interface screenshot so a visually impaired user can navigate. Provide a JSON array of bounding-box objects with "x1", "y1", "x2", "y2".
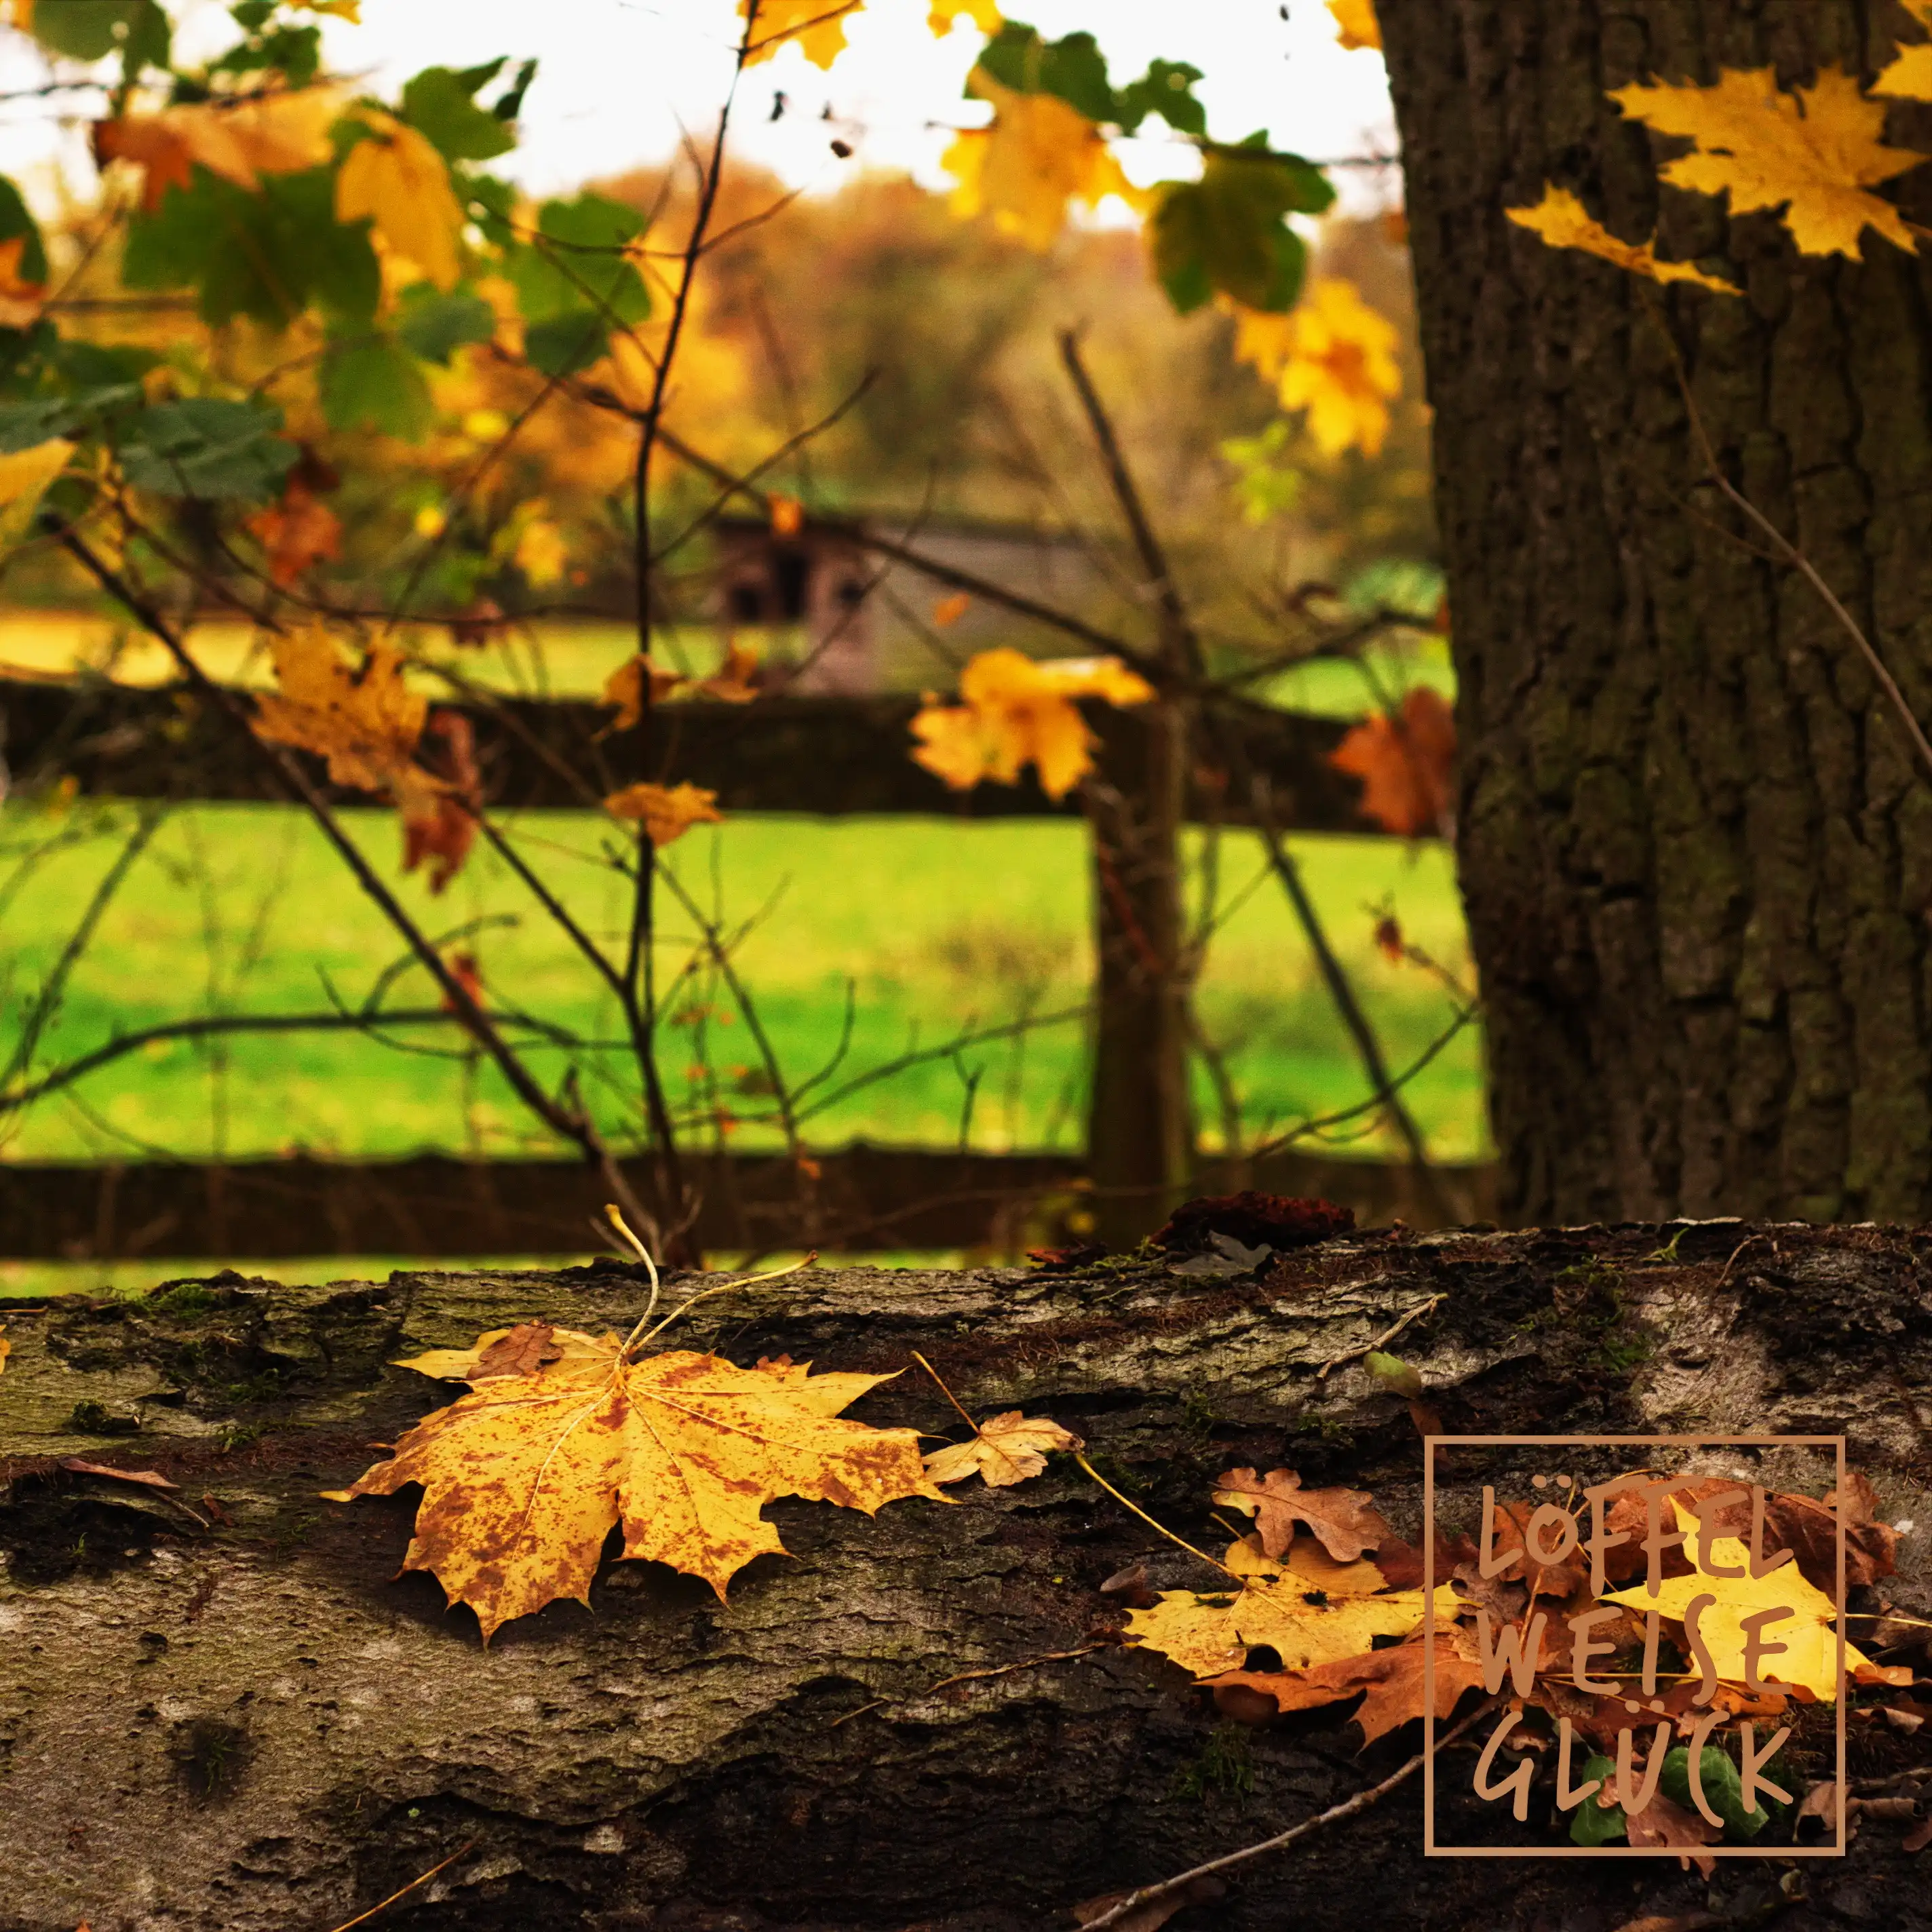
[{"x1": 0, "y1": 0, "x2": 1399, "y2": 215}]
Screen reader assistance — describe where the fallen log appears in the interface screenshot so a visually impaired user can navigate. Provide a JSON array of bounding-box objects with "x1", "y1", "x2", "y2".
[{"x1": 3, "y1": 1217, "x2": 1931, "y2": 1930}]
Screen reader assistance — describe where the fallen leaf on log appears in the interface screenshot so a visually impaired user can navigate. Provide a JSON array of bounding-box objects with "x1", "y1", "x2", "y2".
[
  {"x1": 1623, "y1": 1791, "x2": 1720, "y2": 1876},
  {"x1": 923, "y1": 1410, "x2": 1083, "y2": 1488},
  {"x1": 1125, "y1": 1534, "x2": 1458, "y2": 1678},
  {"x1": 1767, "y1": 1471, "x2": 1899, "y2": 1593},
  {"x1": 326, "y1": 1324, "x2": 947, "y2": 1640},
  {"x1": 1212, "y1": 1465, "x2": 1390, "y2": 1562}
]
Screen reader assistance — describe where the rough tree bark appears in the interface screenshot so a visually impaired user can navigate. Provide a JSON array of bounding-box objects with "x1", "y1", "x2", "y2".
[
  {"x1": 1380, "y1": 0, "x2": 1932, "y2": 1224},
  {"x1": 5, "y1": 1221, "x2": 1932, "y2": 1930}
]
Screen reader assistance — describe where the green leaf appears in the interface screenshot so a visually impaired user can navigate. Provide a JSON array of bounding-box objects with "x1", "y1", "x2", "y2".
[
  {"x1": 1659, "y1": 1745, "x2": 1770, "y2": 1842},
  {"x1": 0, "y1": 383, "x2": 142, "y2": 452},
  {"x1": 1151, "y1": 146, "x2": 1334, "y2": 314},
  {"x1": 115, "y1": 398, "x2": 294, "y2": 500},
  {"x1": 318, "y1": 337, "x2": 435, "y2": 440},
  {"x1": 507, "y1": 191, "x2": 649, "y2": 328},
  {"x1": 0, "y1": 176, "x2": 47, "y2": 285},
  {"x1": 1570, "y1": 1756, "x2": 1626, "y2": 1846},
  {"x1": 522, "y1": 309, "x2": 613, "y2": 379},
  {"x1": 123, "y1": 169, "x2": 379, "y2": 329},
  {"x1": 398, "y1": 288, "x2": 496, "y2": 366},
  {"x1": 401, "y1": 62, "x2": 518, "y2": 162},
  {"x1": 1117, "y1": 60, "x2": 1206, "y2": 137},
  {"x1": 1364, "y1": 1351, "x2": 1424, "y2": 1399},
  {"x1": 975, "y1": 22, "x2": 1115, "y2": 122},
  {"x1": 33, "y1": 0, "x2": 165, "y2": 62}
]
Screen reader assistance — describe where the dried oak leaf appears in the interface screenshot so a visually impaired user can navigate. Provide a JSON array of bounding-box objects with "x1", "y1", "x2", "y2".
[
  {"x1": 1124, "y1": 1534, "x2": 1458, "y2": 1678},
  {"x1": 1208, "y1": 1619, "x2": 1485, "y2": 1746},
  {"x1": 1624, "y1": 1791, "x2": 1721, "y2": 1878},
  {"x1": 1213, "y1": 1465, "x2": 1390, "y2": 1562},
  {"x1": 1477, "y1": 1498, "x2": 1589, "y2": 1598},
  {"x1": 923, "y1": 1410, "x2": 1083, "y2": 1488},
  {"x1": 327, "y1": 1325, "x2": 946, "y2": 1640},
  {"x1": 1766, "y1": 1471, "x2": 1899, "y2": 1593}
]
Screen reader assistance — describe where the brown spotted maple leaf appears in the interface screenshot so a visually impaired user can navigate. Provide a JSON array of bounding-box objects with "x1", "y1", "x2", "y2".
[{"x1": 1212, "y1": 1465, "x2": 1391, "y2": 1562}]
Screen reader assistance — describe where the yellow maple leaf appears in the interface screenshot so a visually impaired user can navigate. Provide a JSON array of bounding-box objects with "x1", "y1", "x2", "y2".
[
  {"x1": 1275, "y1": 277, "x2": 1402, "y2": 459},
  {"x1": 929, "y1": 0, "x2": 1000, "y2": 33},
  {"x1": 699, "y1": 640, "x2": 760, "y2": 703},
  {"x1": 1327, "y1": 0, "x2": 1380, "y2": 52},
  {"x1": 910, "y1": 647, "x2": 1154, "y2": 802},
  {"x1": 942, "y1": 72, "x2": 1137, "y2": 252},
  {"x1": 1126, "y1": 1536, "x2": 1460, "y2": 1678},
  {"x1": 600, "y1": 654, "x2": 685, "y2": 732},
  {"x1": 1603, "y1": 1511, "x2": 1876, "y2": 1699},
  {"x1": 740, "y1": 0, "x2": 862, "y2": 69},
  {"x1": 1506, "y1": 184, "x2": 1739, "y2": 293},
  {"x1": 603, "y1": 779, "x2": 724, "y2": 846},
  {"x1": 328, "y1": 1322, "x2": 945, "y2": 1639},
  {"x1": 923, "y1": 1410, "x2": 1083, "y2": 1488},
  {"x1": 1611, "y1": 68, "x2": 1922, "y2": 260},
  {"x1": 1874, "y1": 3, "x2": 1932, "y2": 102},
  {"x1": 94, "y1": 88, "x2": 339, "y2": 214},
  {"x1": 250, "y1": 627, "x2": 429, "y2": 799},
  {"x1": 336, "y1": 109, "x2": 465, "y2": 290},
  {"x1": 0, "y1": 437, "x2": 71, "y2": 549}
]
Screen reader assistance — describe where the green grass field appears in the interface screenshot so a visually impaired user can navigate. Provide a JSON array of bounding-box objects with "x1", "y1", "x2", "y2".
[{"x1": 0, "y1": 801, "x2": 1484, "y2": 1168}]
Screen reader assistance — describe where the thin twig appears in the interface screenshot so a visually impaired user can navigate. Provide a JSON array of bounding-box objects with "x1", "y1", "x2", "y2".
[
  {"x1": 322, "y1": 1840, "x2": 477, "y2": 1932},
  {"x1": 1316, "y1": 1292, "x2": 1444, "y2": 1380},
  {"x1": 1075, "y1": 1701, "x2": 1499, "y2": 1931},
  {"x1": 1075, "y1": 1452, "x2": 1243, "y2": 1583},
  {"x1": 924, "y1": 1645, "x2": 1109, "y2": 1695}
]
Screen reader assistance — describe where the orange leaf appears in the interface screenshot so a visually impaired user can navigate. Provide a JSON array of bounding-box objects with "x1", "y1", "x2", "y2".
[
  {"x1": 1212, "y1": 1465, "x2": 1391, "y2": 1563},
  {"x1": 698, "y1": 640, "x2": 760, "y2": 703},
  {"x1": 603, "y1": 780, "x2": 724, "y2": 846},
  {"x1": 601, "y1": 654, "x2": 685, "y2": 732},
  {"x1": 0, "y1": 235, "x2": 45, "y2": 328},
  {"x1": 250, "y1": 627, "x2": 427, "y2": 799},
  {"x1": 1328, "y1": 686, "x2": 1454, "y2": 837},
  {"x1": 438, "y1": 946, "x2": 484, "y2": 1014},
  {"x1": 931, "y1": 590, "x2": 971, "y2": 629},
  {"x1": 1209, "y1": 1623, "x2": 1484, "y2": 1747},
  {"x1": 94, "y1": 88, "x2": 339, "y2": 214},
  {"x1": 246, "y1": 479, "x2": 341, "y2": 587},
  {"x1": 769, "y1": 492, "x2": 805, "y2": 537},
  {"x1": 401, "y1": 710, "x2": 482, "y2": 894}
]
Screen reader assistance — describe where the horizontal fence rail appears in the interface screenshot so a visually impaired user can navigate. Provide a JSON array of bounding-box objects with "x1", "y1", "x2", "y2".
[
  {"x1": 0, "y1": 1146, "x2": 1498, "y2": 1263},
  {"x1": 0, "y1": 676, "x2": 1383, "y2": 830}
]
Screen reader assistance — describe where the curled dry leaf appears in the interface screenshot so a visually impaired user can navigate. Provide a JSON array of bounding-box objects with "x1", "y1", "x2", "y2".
[
  {"x1": 600, "y1": 653, "x2": 684, "y2": 733},
  {"x1": 60, "y1": 1458, "x2": 177, "y2": 1490},
  {"x1": 923, "y1": 1410, "x2": 1083, "y2": 1488},
  {"x1": 1623, "y1": 1791, "x2": 1721, "y2": 1877},
  {"x1": 1125, "y1": 1534, "x2": 1458, "y2": 1678},
  {"x1": 93, "y1": 87, "x2": 339, "y2": 213},
  {"x1": 328, "y1": 1325, "x2": 947, "y2": 1640},
  {"x1": 1212, "y1": 1465, "x2": 1390, "y2": 1563}
]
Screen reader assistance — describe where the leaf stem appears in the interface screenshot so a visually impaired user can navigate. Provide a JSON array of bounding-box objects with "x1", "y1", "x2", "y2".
[{"x1": 1075, "y1": 1452, "x2": 1243, "y2": 1583}]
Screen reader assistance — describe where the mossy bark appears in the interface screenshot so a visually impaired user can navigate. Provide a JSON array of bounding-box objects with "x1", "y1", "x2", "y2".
[
  {"x1": 4, "y1": 1225, "x2": 1932, "y2": 1929},
  {"x1": 1379, "y1": 0, "x2": 1932, "y2": 1223}
]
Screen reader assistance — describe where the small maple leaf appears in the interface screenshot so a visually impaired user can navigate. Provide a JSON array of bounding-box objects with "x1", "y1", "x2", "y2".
[
  {"x1": 1328, "y1": 686, "x2": 1455, "y2": 837},
  {"x1": 250, "y1": 628, "x2": 429, "y2": 800},
  {"x1": 910, "y1": 647, "x2": 1154, "y2": 801},
  {"x1": 931, "y1": 590, "x2": 971, "y2": 628},
  {"x1": 1209, "y1": 1620, "x2": 1485, "y2": 1745},
  {"x1": 438, "y1": 946, "x2": 485, "y2": 1016},
  {"x1": 603, "y1": 780, "x2": 724, "y2": 847},
  {"x1": 1326, "y1": 0, "x2": 1380, "y2": 52},
  {"x1": 0, "y1": 235, "x2": 45, "y2": 328},
  {"x1": 600, "y1": 654, "x2": 685, "y2": 732},
  {"x1": 93, "y1": 88, "x2": 339, "y2": 213},
  {"x1": 942, "y1": 72, "x2": 1139, "y2": 252},
  {"x1": 1603, "y1": 1507, "x2": 1880, "y2": 1697},
  {"x1": 336, "y1": 110, "x2": 465, "y2": 290},
  {"x1": 741, "y1": 0, "x2": 861, "y2": 69},
  {"x1": 401, "y1": 710, "x2": 482, "y2": 894},
  {"x1": 246, "y1": 478, "x2": 341, "y2": 587},
  {"x1": 1274, "y1": 277, "x2": 1402, "y2": 459},
  {"x1": 1212, "y1": 1465, "x2": 1391, "y2": 1563},
  {"x1": 923, "y1": 1410, "x2": 1084, "y2": 1488},
  {"x1": 1125, "y1": 1534, "x2": 1460, "y2": 1678},
  {"x1": 1506, "y1": 184, "x2": 1739, "y2": 293},
  {"x1": 330, "y1": 1326, "x2": 946, "y2": 1639},
  {"x1": 1611, "y1": 68, "x2": 1923, "y2": 260},
  {"x1": 698, "y1": 640, "x2": 760, "y2": 703}
]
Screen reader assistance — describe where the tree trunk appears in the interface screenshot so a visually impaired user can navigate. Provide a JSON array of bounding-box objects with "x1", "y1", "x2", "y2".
[
  {"x1": 5, "y1": 1221, "x2": 1932, "y2": 1930},
  {"x1": 1380, "y1": 0, "x2": 1932, "y2": 1224},
  {"x1": 1085, "y1": 699, "x2": 1194, "y2": 1246}
]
